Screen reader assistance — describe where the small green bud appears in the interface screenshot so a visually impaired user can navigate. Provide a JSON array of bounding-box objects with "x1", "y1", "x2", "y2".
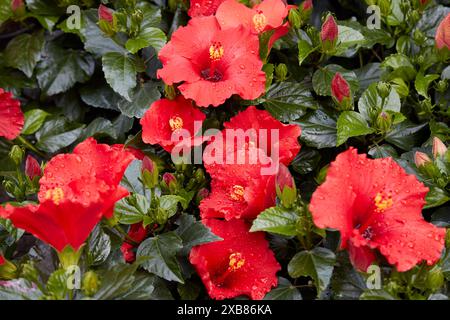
[
  {"x1": 275, "y1": 64, "x2": 288, "y2": 81},
  {"x1": 375, "y1": 111, "x2": 392, "y2": 133},
  {"x1": 377, "y1": 81, "x2": 391, "y2": 99},
  {"x1": 436, "y1": 80, "x2": 448, "y2": 93},
  {"x1": 288, "y1": 8, "x2": 302, "y2": 29},
  {"x1": 82, "y1": 271, "x2": 100, "y2": 297},
  {"x1": 9, "y1": 145, "x2": 24, "y2": 166},
  {"x1": 142, "y1": 156, "x2": 159, "y2": 189},
  {"x1": 378, "y1": 0, "x2": 391, "y2": 16}
]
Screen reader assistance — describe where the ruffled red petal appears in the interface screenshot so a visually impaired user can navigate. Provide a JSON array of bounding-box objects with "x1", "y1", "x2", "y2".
[
  {"x1": 0, "y1": 89, "x2": 24, "y2": 140},
  {"x1": 188, "y1": 0, "x2": 225, "y2": 17},
  {"x1": 189, "y1": 219, "x2": 280, "y2": 300}
]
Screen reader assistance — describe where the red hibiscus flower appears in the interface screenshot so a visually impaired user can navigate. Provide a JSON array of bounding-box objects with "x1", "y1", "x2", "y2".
[
  {"x1": 200, "y1": 145, "x2": 276, "y2": 220},
  {"x1": 120, "y1": 223, "x2": 149, "y2": 263},
  {"x1": 157, "y1": 16, "x2": 266, "y2": 107},
  {"x1": 0, "y1": 88, "x2": 24, "y2": 141},
  {"x1": 140, "y1": 96, "x2": 206, "y2": 152},
  {"x1": 189, "y1": 219, "x2": 280, "y2": 300},
  {"x1": 38, "y1": 138, "x2": 135, "y2": 219},
  {"x1": 222, "y1": 106, "x2": 301, "y2": 165},
  {"x1": 436, "y1": 13, "x2": 450, "y2": 50},
  {"x1": 309, "y1": 148, "x2": 446, "y2": 272},
  {"x1": 0, "y1": 199, "x2": 106, "y2": 252},
  {"x1": 215, "y1": 0, "x2": 288, "y2": 34},
  {"x1": 188, "y1": 0, "x2": 225, "y2": 17}
]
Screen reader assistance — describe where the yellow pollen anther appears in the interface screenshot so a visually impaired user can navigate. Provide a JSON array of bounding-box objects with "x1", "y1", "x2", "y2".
[
  {"x1": 209, "y1": 42, "x2": 224, "y2": 61},
  {"x1": 229, "y1": 252, "x2": 245, "y2": 271},
  {"x1": 374, "y1": 192, "x2": 393, "y2": 212},
  {"x1": 229, "y1": 185, "x2": 245, "y2": 201},
  {"x1": 45, "y1": 187, "x2": 65, "y2": 205},
  {"x1": 169, "y1": 116, "x2": 183, "y2": 131},
  {"x1": 252, "y1": 12, "x2": 267, "y2": 33}
]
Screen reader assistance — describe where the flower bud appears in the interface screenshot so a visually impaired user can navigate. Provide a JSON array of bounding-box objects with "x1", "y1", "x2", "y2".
[
  {"x1": 275, "y1": 64, "x2": 288, "y2": 81},
  {"x1": 406, "y1": 10, "x2": 420, "y2": 25},
  {"x1": 375, "y1": 112, "x2": 392, "y2": 133},
  {"x1": 11, "y1": 0, "x2": 25, "y2": 15},
  {"x1": 413, "y1": 29, "x2": 426, "y2": 45},
  {"x1": 25, "y1": 155, "x2": 41, "y2": 180},
  {"x1": 432, "y1": 137, "x2": 447, "y2": 158},
  {"x1": 414, "y1": 151, "x2": 432, "y2": 167},
  {"x1": 418, "y1": 0, "x2": 430, "y2": 10},
  {"x1": 142, "y1": 156, "x2": 159, "y2": 189},
  {"x1": 9, "y1": 145, "x2": 24, "y2": 166},
  {"x1": 436, "y1": 79, "x2": 448, "y2": 93},
  {"x1": 162, "y1": 172, "x2": 177, "y2": 193},
  {"x1": 378, "y1": 0, "x2": 391, "y2": 16},
  {"x1": 320, "y1": 14, "x2": 338, "y2": 53},
  {"x1": 426, "y1": 266, "x2": 444, "y2": 290},
  {"x1": 331, "y1": 73, "x2": 353, "y2": 110},
  {"x1": 82, "y1": 271, "x2": 100, "y2": 297},
  {"x1": 288, "y1": 8, "x2": 302, "y2": 29},
  {"x1": 435, "y1": 13, "x2": 450, "y2": 50},
  {"x1": 195, "y1": 188, "x2": 209, "y2": 204},
  {"x1": 98, "y1": 5, "x2": 115, "y2": 35},
  {"x1": 0, "y1": 255, "x2": 17, "y2": 280},
  {"x1": 300, "y1": 0, "x2": 313, "y2": 13},
  {"x1": 276, "y1": 164, "x2": 297, "y2": 208},
  {"x1": 377, "y1": 81, "x2": 390, "y2": 99}
]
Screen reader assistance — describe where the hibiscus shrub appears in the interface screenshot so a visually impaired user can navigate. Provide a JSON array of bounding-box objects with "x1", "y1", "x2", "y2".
[{"x1": 0, "y1": 0, "x2": 449, "y2": 301}]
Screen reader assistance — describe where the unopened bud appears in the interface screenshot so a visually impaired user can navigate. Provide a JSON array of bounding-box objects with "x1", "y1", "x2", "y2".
[
  {"x1": 9, "y1": 145, "x2": 24, "y2": 166},
  {"x1": 25, "y1": 155, "x2": 41, "y2": 180},
  {"x1": 436, "y1": 80, "x2": 448, "y2": 93},
  {"x1": 82, "y1": 271, "x2": 100, "y2": 297},
  {"x1": 276, "y1": 164, "x2": 297, "y2": 208},
  {"x1": 142, "y1": 156, "x2": 159, "y2": 189},
  {"x1": 432, "y1": 137, "x2": 447, "y2": 158},
  {"x1": 196, "y1": 188, "x2": 209, "y2": 204},
  {"x1": 275, "y1": 64, "x2": 288, "y2": 81},
  {"x1": 375, "y1": 112, "x2": 392, "y2": 133},
  {"x1": 377, "y1": 81, "x2": 390, "y2": 99},
  {"x1": 162, "y1": 172, "x2": 177, "y2": 193},
  {"x1": 414, "y1": 151, "x2": 432, "y2": 167},
  {"x1": 331, "y1": 73, "x2": 353, "y2": 110},
  {"x1": 320, "y1": 14, "x2": 338, "y2": 53},
  {"x1": 288, "y1": 8, "x2": 302, "y2": 29}
]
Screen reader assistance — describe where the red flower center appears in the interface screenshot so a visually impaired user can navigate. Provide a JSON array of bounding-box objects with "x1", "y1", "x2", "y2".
[
  {"x1": 169, "y1": 116, "x2": 184, "y2": 131},
  {"x1": 44, "y1": 188, "x2": 65, "y2": 205},
  {"x1": 252, "y1": 11, "x2": 267, "y2": 33},
  {"x1": 201, "y1": 42, "x2": 225, "y2": 82},
  {"x1": 229, "y1": 185, "x2": 245, "y2": 201}
]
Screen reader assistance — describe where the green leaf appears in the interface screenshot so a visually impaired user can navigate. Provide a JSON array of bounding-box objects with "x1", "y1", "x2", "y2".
[
  {"x1": 416, "y1": 5, "x2": 450, "y2": 37},
  {"x1": 120, "y1": 160, "x2": 146, "y2": 195},
  {"x1": 175, "y1": 214, "x2": 222, "y2": 255},
  {"x1": 117, "y1": 82, "x2": 161, "y2": 118},
  {"x1": 295, "y1": 109, "x2": 338, "y2": 149},
  {"x1": 79, "y1": 9, "x2": 128, "y2": 56},
  {"x1": 250, "y1": 206, "x2": 300, "y2": 236},
  {"x1": 381, "y1": 54, "x2": 416, "y2": 81},
  {"x1": 425, "y1": 187, "x2": 450, "y2": 209},
  {"x1": 46, "y1": 269, "x2": 69, "y2": 299},
  {"x1": 35, "y1": 117, "x2": 84, "y2": 153},
  {"x1": 79, "y1": 117, "x2": 117, "y2": 141},
  {"x1": 360, "y1": 289, "x2": 396, "y2": 300},
  {"x1": 126, "y1": 27, "x2": 166, "y2": 54},
  {"x1": 159, "y1": 195, "x2": 184, "y2": 218},
  {"x1": 335, "y1": 25, "x2": 364, "y2": 55},
  {"x1": 368, "y1": 144, "x2": 398, "y2": 159},
  {"x1": 263, "y1": 277, "x2": 302, "y2": 300},
  {"x1": 119, "y1": 272, "x2": 173, "y2": 300},
  {"x1": 385, "y1": 121, "x2": 427, "y2": 150},
  {"x1": 441, "y1": 249, "x2": 450, "y2": 280},
  {"x1": 288, "y1": 247, "x2": 336, "y2": 296},
  {"x1": 178, "y1": 280, "x2": 201, "y2": 300},
  {"x1": 80, "y1": 83, "x2": 121, "y2": 111},
  {"x1": 93, "y1": 262, "x2": 141, "y2": 300},
  {"x1": 263, "y1": 81, "x2": 318, "y2": 122},
  {"x1": 358, "y1": 83, "x2": 401, "y2": 122},
  {"x1": 312, "y1": 64, "x2": 359, "y2": 96},
  {"x1": 336, "y1": 111, "x2": 375, "y2": 146},
  {"x1": 36, "y1": 43, "x2": 95, "y2": 96},
  {"x1": 137, "y1": 232, "x2": 184, "y2": 283},
  {"x1": 102, "y1": 52, "x2": 137, "y2": 101},
  {"x1": 415, "y1": 72, "x2": 439, "y2": 98},
  {"x1": 0, "y1": 0, "x2": 13, "y2": 25},
  {"x1": 115, "y1": 194, "x2": 150, "y2": 225},
  {"x1": 22, "y1": 109, "x2": 49, "y2": 135},
  {"x1": 298, "y1": 39, "x2": 315, "y2": 65},
  {"x1": 291, "y1": 148, "x2": 321, "y2": 175},
  {"x1": 0, "y1": 279, "x2": 42, "y2": 300},
  {"x1": 355, "y1": 63, "x2": 382, "y2": 91},
  {"x1": 87, "y1": 226, "x2": 111, "y2": 266},
  {"x1": 4, "y1": 31, "x2": 45, "y2": 77}
]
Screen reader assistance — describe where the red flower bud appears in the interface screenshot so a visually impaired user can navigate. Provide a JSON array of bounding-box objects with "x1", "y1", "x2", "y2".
[
  {"x1": 25, "y1": 155, "x2": 41, "y2": 180},
  {"x1": 276, "y1": 163, "x2": 295, "y2": 190},
  {"x1": 276, "y1": 163, "x2": 297, "y2": 208},
  {"x1": 98, "y1": 4, "x2": 113, "y2": 23},
  {"x1": 414, "y1": 151, "x2": 432, "y2": 167},
  {"x1": 331, "y1": 72, "x2": 351, "y2": 106},
  {"x1": 321, "y1": 14, "x2": 338, "y2": 42},
  {"x1": 196, "y1": 188, "x2": 210, "y2": 203},
  {"x1": 301, "y1": 0, "x2": 313, "y2": 12},
  {"x1": 11, "y1": 0, "x2": 24, "y2": 11},
  {"x1": 142, "y1": 156, "x2": 155, "y2": 174},
  {"x1": 432, "y1": 137, "x2": 447, "y2": 158},
  {"x1": 0, "y1": 255, "x2": 4, "y2": 266},
  {"x1": 162, "y1": 172, "x2": 176, "y2": 186},
  {"x1": 436, "y1": 13, "x2": 450, "y2": 50}
]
